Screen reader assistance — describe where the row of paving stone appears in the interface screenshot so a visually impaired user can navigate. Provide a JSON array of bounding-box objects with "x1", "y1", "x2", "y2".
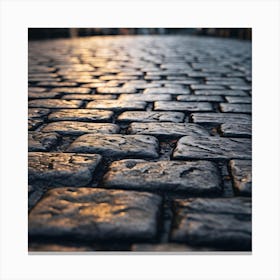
[{"x1": 28, "y1": 35, "x2": 252, "y2": 251}]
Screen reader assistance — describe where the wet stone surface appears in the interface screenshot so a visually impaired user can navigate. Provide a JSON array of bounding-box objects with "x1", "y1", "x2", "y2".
[
  {"x1": 28, "y1": 132, "x2": 60, "y2": 152},
  {"x1": 154, "y1": 101, "x2": 213, "y2": 112},
  {"x1": 220, "y1": 103, "x2": 252, "y2": 113},
  {"x1": 86, "y1": 100, "x2": 146, "y2": 111},
  {"x1": 229, "y1": 160, "x2": 252, "y2": 195},
  {"x1": 29, "y1": 187, "x2": 162, "y2": 241},
  {"x1": 220, "y1": 123, "x2": 251, "y2": 138},
  {"x1": 42, "y1": 121, "x2": 119, "y2": 136},
  {"x1": 191, "y1": 113, "x2": 251, "y2": 127},
  {"x1": 128, "y1": 122, "x2": 209, "y2": 138},
  {"x1": 171, "y1": 197, "x2": 251, "y2": 250},
  {"x1": 28, "y1": 152, "x2": 101, "y2": 187},
  {"x1": 68, "y1": 134, "x2": 159, "y2": 159},
  {"x1": 118, "y1": 111, "x2": 185, "y2": 123},
  {"x1": 29, "y1": 99, "x2": 82, "y2": 109},
  {"x1": 103, "y1": 159, "x2": 221, "y2": 194},
  {"x1": 48, "y1": 109, "x2": 113, "y2": 122},
  {"x1": 173, "y1": 135, "x2": 251, "y2": 160},
  {"x1": 28, "y1": 35, "x2": 252, "y2": 252}
]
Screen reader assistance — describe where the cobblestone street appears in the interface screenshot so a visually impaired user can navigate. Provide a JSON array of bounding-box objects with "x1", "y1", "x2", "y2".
[{"x1": 28, "y1": 35, "x2": 252, "y2": 252}]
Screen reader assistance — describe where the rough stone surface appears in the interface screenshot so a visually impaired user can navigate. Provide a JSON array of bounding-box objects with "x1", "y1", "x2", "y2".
[
  {"x1": 118, "y1": 111, "x2": 185, "y2": 123},
  {"x1": 191, "y1": 113, "x2": 251, "y2": 126},
  {"x1": 229, "y1": 160, "x2": 252, "y2": 195},
  {"x1": 220, "y1": 103, "x2": 252, "y2": 113},
  {"x1": 154, "y1": 101, "x2": 213, "y2": 112},
  {"x1": 119, "y1": 93, "x2": 172, "y2": 102},
  {"x1": 225, "y1": 96, "x2": 251, "y2": 103},
  {"x1": 86, "y1": 100, "x2": 146, "y2": 111},
  {"x1": 194, "y1": 90, "x2": 247, "y2": 96},
  {"x1": 28, "y1": 132, "x2": 60, "y2": 152},
  {"x1": 28, "y1": 152, "x2": 101, "y2": 187},
  {"x1": 177, "y1": 95, "x2": 224, "y2": 102},
  {"x1": 221, "y1": 123, "x2": 251, "y2": 138},
  {"x1": 103, "y1": 159, "x2": 221, "y2": 194},
  {"x1": 29, "y1": 187, "x2": 162, "y2": 240},
  {"x1": 28, "y1": 35, "x2": 252, "y2": 252},
  {"x1": 48, "y1": 109, "x2": 113, "y2": 122},
  {"x1": 173, "y1": 135, "x2": 251, "y2": 160},
  {"x1": 171, "y1": 197, "x2": 251, "y2": 250},
  {"x1": 28, "y1": 108, "x2": 50, "y2": 119},
  {"x1": 143, "y1": 88, "x2": 190, "y2": 95},
  {"x1": 129, "y1": 122, "x2": 209, "y2": 138},
  {"x1": 68, "y1": 134, "x2": 159, "y2": 159},
  {"x1": 42, "y1": 121, "x2": 119, "y2": 135},
  {"x1": 29, "y1": 99, "x2": 82, "y2": 108}
]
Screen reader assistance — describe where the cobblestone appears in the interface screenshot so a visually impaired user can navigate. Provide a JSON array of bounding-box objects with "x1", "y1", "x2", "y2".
[
  {"x1": 29, "y1": 187, "x2": 162, "y2": 241},
  {"x1": 220, "y1": 103, "x2": 252, "y2": 113},
  {"x1": 129, "y1": 122, "x2": 209, "y2": 138},
  {"x1": 28, "y1": 152, "x2": 101, "y2": 187},
  {"x1": 28, "y1": 34, "x2": 252, "y2": 252},
  {"x1": 118, "y1": 111, "x2": 185, "y2": 123},
  {"x1": 103, "y1": 159, "x2": 221, "y2": 194},
  {"x1": 29, "y1": 99, "x2": 82, "y2": 109},
  {"x1": 173, "y1": 135, "x2": 251, "y2": 160},
  {"x1": 86, "y1": 100, "x2": 146, "y2": 111},
  {"x1": 48, "y1": 109, "x2": 113, "y2": 122},
  {"x1": 68, "y1": 134, "x2": 159, "y2": 159},
  {"x1": 229, "y1": 160, "x2": 252, "y2": 195},
  {"x1": 28, "y1": 132, "x2": 60, "y2": 152},
  {"x1": 171, "y1": 197, "x2": 251, "y2": 250},
  {"x1": 42, "y1": 121, "x2": 119, "y2": 135},
  {"x1": 154, "y1": 101, "x2": 213, "y2": 112}
]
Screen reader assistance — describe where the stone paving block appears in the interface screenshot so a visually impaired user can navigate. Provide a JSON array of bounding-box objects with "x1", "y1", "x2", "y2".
[
  {"x1": 29, "y1": 99, "x2": 82, "y2": 109},
  {"x1": 96, "y1": 87, "x2": 136, "y2": 94},
  {"x1": 86, "y1": 100, "x2": 146, "y2": 111},
  {"x1": 29, "y1": 132, "x2": 60, "y2": 152},
  {"x1": 129, "y1": 122, "x2": 209, "y2": 138},
  {"x1": 177, "y1": 95, "x2": 224, "y2": 102},
  {"x1": 118, "y1": 111, "x2": 185, "y2": 123},
  {"x1": 229, "y1": 160, "x2": 252, "y2": 195},
  {"x1": 154, "y1": 101, "x2": 213, "y2": 112},
  {"x1": 28, "y1": 108, "x2": 50, "y2": 119},
  {"x1": 103, "y1": 159, "x2": 221, "y2": 194},
  {"x1": 119, "y1": 93, "x2": 172, "y2": 102},
  {"x1": 190, "y1": 85, "x2": 226, "y2": 90},
  {"x1": 42, "y1": 121, "x2": 119, "y2": 136},
  {"x1": 220, "y1": 123, "x2": 251, "y2": 137},
  {"x1": 229, "y1": 85, "x2": 251, "y2": 91},
  {"x1": 171, "y1": 197, "x2": 251, "y2": 250},
  {"x1": 194, "y1": 90, "x2": 247, "y2": 96},
  {"x1": 173, "y1": 135, "x2": 251, "y2": 160},
  {"x1": 225, "y1": 96, "x2": 251, "y2": 103},
  {"x1": 220, "y1": 103, "x2": 252, "y2": 113},
  {"x1": 28, "y1": 119, "x2": 43, "y2": 131},
  {"x1": 28, "y1": 91, "x2": 61, "y2": 99},
  {"x1": 28, "y1": 152, "x2": 101, "y2": 187},
  {"x1": 62, "y1": 94, "x2": 117, "y2": 100},
  {"x1": 68, "y1": 134, "x2": 159, "y2": 159},
  {"x1": 191, "y1": 113, "x2": 251, "y2": 126},
  {"x1": 51, "y1": 87, "x2": 91, "y2": 94},
  {"x1": 48, "y1": 109, "x2": 113, "y2": 122},
  {"x1": 37, "y1": 82, "x2": 78, "y2": 87},
  {"x1": 29, "y1": 187, "x2": 162, "y2": 240},
  {"x1": 143, "y1": 88, "x2": 190, "y2": 95}
]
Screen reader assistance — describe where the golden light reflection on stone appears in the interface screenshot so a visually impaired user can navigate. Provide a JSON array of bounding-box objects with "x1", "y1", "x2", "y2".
[{"x1": 79, "y1": 202, "x2": 127, "y2": 222}]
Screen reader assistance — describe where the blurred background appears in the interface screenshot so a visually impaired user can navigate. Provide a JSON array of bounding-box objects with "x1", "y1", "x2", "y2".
[{"x1": 29, "y1": 28, "x2": 252, "y2": 41}]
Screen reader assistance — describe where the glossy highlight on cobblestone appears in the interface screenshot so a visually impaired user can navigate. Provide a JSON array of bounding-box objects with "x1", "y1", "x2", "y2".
[{"x1": 28, "y1": 35, "x2": 252, "y2": 252}]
